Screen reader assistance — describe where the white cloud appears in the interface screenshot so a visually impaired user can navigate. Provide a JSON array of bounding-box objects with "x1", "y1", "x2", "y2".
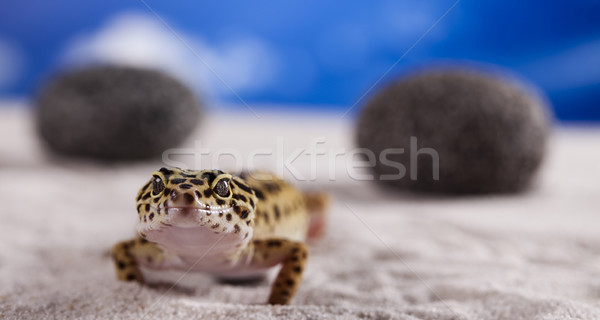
[
  {"x1": 0, "y1": 39, "x2": 24, "y2": 90},
  {"x1": 61, "y1": 13, "x2": 280, "y2": 100}
]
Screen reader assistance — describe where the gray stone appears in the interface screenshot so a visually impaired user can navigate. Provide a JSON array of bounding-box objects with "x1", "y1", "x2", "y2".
[
  {"x1": 356, "y1": 68, "x2": 551, "y2": 194},
  {"x1": 36, "y1": 66, "x2": 201, "y2": 160}
]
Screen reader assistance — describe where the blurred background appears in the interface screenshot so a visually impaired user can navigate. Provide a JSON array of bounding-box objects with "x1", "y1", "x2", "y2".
[{"x1": 0, "y1": 0, "x2": 599, "y2": 121}]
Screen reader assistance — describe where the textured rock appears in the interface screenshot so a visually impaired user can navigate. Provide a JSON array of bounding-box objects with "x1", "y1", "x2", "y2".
[
  {"x1": 356, "y1": 69, "x2": 551, "y2": 194},
  {"x1": 36, "y1": 66, "x2": 201, "y2": 160}
]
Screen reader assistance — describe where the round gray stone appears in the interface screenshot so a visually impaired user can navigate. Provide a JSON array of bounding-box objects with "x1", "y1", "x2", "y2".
[
  {"x1": 36, "y1": 66, "x2": 201, "y2": 160},
  {"x1": 356, "y1": 68, "x2": 551, "y2": 194}
]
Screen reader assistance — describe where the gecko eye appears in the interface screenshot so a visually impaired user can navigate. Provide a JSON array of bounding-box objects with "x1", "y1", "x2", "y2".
[
  {"x1": 213, "y1": 178, "x2": 231, "y2": 198},
  {"x1": 152, "y1": 176, "x2": 165, "y2": 196}
]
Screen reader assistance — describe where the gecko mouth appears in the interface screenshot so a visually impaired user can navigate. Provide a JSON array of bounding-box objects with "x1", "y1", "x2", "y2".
[
  {"x1": 141, "y1": 205, "x2": 234, "y2": 232},
  {"x1": 164, "y1": 205, "x2": 233, "y2": 216},
  {"x1": 138, "y1": 205, "x2": 246, "y2": 250}
]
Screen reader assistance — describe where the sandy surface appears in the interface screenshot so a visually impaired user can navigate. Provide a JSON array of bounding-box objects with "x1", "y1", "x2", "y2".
[{"x1": 1, "y1": 106, "x2": 599, "y2": 319}]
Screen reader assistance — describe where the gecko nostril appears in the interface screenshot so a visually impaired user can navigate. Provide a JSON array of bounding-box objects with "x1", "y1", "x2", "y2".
[
  {"x1": 170, "y1": 190, "x2": 177, "y2": 200},
  {"x1": 183, "y1": 193, "x2": 195, "y2": 204}
]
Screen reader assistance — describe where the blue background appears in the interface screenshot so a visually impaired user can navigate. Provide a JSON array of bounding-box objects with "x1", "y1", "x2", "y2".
[{"x1": 0, "y1": 1, "x2": 599, "y2": 121}]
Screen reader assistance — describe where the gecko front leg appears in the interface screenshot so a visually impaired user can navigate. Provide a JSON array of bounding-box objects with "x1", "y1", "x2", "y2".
[
  {"x1": 247, "y1": 239, "x2": 309, "y2": 305},
  {"x1": 111, "y1": 237, "x2": 165, "y2": 283}
]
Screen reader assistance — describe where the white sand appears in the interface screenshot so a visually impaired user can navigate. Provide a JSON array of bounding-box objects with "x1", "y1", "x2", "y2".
[{"x1": 1, "y1": 106, "x2": 599, "y2": 319}]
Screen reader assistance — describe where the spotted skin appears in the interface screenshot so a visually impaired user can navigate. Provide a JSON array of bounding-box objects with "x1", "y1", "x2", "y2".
[
  {"x1": 111, "y1": 168, "x2": 328, "y2": 305},
  {"x1": 249, "y1": 239, "x2": 309, "y2": 304}
]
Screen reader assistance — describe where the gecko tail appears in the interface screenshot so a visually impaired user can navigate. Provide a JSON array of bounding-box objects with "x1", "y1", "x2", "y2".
[
  {"x1": 304, "y1": 192, "x2": 329, "y2": 213},
  {"x1": 304, "y1": 192, "x2": 329, "y2": 241}
]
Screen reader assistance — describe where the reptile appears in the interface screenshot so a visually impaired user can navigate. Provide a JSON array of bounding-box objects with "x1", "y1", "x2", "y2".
[{"x1": 111, "y1": 167, "x2": 327, "y2": 305}]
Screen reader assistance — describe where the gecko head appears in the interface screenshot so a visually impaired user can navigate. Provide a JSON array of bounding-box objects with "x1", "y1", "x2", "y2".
[{"x1": 134, "y1": 167, "x2": 258, "y2": 251}]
